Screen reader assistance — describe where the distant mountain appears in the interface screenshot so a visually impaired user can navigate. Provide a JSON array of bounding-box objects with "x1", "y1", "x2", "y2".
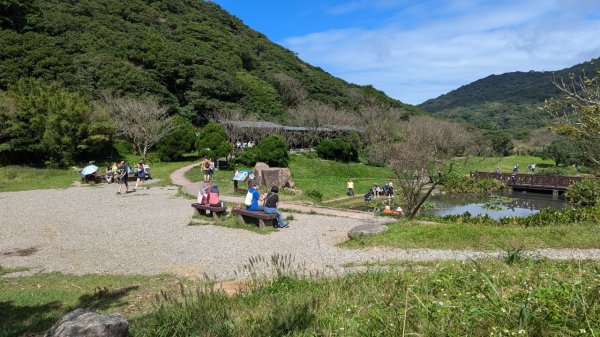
[
  {"x1": 419, "y1": 58, "x2": 600, "y2": 136},
  {"x1": 0, "y1": 0, "x2": 413, "y2": 123}
]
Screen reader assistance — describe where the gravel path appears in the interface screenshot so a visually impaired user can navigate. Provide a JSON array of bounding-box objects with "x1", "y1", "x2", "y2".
[{"x1": 1, "y1": 181, "x2": 600, "y2": 280}]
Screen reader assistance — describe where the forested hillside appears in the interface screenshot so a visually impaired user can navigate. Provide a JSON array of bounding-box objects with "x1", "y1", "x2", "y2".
[
  {"x1": 0, "y1": 0, "x2": 411, "y2": 123},
  {"x1": 419, "y1": 58, "x2": 600, "y2": 136}
]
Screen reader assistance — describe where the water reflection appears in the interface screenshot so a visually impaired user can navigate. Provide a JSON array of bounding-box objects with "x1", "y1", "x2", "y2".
[{"x1": 422, "y1": 192, "x2": 565, "y2": 219}]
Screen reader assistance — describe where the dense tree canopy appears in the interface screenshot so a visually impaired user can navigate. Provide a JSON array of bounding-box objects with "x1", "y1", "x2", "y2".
[
  {"x1": 0, "y1": 78, "x2": 114, "y2": 167},
  {"x1": 0, "y1": 0, "x2": 409, "y2": 124}
]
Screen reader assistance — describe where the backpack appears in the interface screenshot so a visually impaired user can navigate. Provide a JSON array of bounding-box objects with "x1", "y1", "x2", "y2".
[{"x1": 244, "y1": 190, "x2": 253, "y2": 206}]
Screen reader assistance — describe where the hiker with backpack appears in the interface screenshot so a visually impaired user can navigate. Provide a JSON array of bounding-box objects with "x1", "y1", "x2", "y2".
[
  {"x1": 116, "y1": 161, "x2": 128, "y2": 195},
  {"x1": 133, "y1": 161, "x2": 146, "y2": 191},
  {"x1": 200, "y1": 157, "x2": 211, "y2": 182}
]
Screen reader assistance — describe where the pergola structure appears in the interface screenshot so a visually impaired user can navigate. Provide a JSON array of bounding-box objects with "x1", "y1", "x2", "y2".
[{"x1": 220, "y1": 120, "x2": 363, "y2": 149}]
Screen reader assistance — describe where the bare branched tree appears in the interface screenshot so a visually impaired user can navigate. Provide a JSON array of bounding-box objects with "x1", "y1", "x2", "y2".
[
  {"x1": 103, "y1": 93, "x2": 177, "y2": 160},
  {"x1": 288, "y1": 100, "x2": 358, "y2": 146},
  {"x1": 273, "y1": 73, "x2": 308, "y2": 107},
  {"x1": 547, "y1": 71, "x2": 600, "y2": 166},
  {"x1": 369, "y1": 116, "x2": 473, "y2": 219}
]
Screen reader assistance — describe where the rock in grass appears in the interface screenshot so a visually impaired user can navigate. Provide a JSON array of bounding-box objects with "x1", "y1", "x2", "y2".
[
  {"x1": 348, "y1": 224, "x2": 388, "y2": 239},
  {"x1": 44, "y1": 308, "x2": 128, "y2": 337}
]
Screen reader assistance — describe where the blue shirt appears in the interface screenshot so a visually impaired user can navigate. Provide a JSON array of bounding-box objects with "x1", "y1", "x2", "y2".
[{"x1": 247, "y1": 187, "x2": 262, "y2": 211}]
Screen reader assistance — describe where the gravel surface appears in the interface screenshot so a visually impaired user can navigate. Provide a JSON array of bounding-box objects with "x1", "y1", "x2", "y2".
[{"x1": 1, "y1": 184, "x2": 599, "y2": 280}]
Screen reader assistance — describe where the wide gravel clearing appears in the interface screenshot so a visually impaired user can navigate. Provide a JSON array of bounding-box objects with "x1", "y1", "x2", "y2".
[{"x1": 1, "y1": 184, "x2": 599, "y2": 280}]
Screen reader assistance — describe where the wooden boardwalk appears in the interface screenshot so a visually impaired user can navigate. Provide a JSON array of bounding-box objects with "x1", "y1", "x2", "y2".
[{"x1": 470, "y1": 172, "x2": 584, "y2": 194}]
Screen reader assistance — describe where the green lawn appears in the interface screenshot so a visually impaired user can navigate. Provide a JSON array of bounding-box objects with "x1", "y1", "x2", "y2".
[
  {"x1": 343, "y1": 220, "x2": 600, "y2": 250},
  {"x1": 0, "y1": 271, "x2": 195, "y2": 337},
  {"x1": 451, "y1": 155, "x2": 578, "y2": 176},
  {"x1": 288, "y1": 153, "x2": 396, "y2": 200}
]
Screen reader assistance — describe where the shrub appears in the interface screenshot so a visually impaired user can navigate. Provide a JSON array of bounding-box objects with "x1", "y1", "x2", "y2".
[
  {"x1": 315, "y1": 138, "x2": 358, "y2": 162},
  {"x1": 305, "y1": 189, "x2": 323, "y2": 202},
  {"x1": 256, "y1": 135, "x2": 288, "y2": 167},
  {"x1": 234, "y1": 147, "x2": 258, "y2": 166},
  {"x1": 196, "y1": 122, "x2": 232, "y2": 159},
  {"x1": 565, "y1": 179, "x2": 600, "y2": 206},
  {"x1": 441, "y1": 172, "x2": 504, "y2": 194},
  {"x1": 157, "y1": 116, "x2": 197, "y2": 161}
]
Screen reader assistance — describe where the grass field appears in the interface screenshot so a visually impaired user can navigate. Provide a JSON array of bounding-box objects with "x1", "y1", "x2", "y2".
[
  {"x1": 450, "y1": 155, "x2": 576, "y2": 176},
  {"x1": 342, "y1": 220, "x2": 600, "y2": 250},
  {"x1": 3, "y1": 259, "x2": 597, "y2": 336}
]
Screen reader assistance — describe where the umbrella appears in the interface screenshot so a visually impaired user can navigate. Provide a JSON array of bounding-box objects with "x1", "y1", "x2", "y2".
[{"x1": 80, "y1": 164, "x2": 98, "y2": 176}]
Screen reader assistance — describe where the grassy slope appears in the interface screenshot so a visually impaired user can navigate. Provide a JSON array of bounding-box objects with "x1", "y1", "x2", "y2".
[
  {"x1": 451, "y1": 155, "x2": 575, "y2": 176},
  {"x1": 2, "y1": 260, "x2": 598, "y2": 337},
  {"x1": 342, "y1": 220, "x2": 600, "y2": 250}
]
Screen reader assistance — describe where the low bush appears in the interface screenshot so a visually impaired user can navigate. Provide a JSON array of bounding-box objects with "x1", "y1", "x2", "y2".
[
  {"x1": 315, "y1": 138, "x2": 358, "y2": 162},
  {"x1": 441, "y1": 172, "x2": 504, "y2": 193},
  {"x1": 565, "y1": 179, "x2": 600, "y2": 206},
  {"x1": 432, "y1": 204, "x2": 600, "y2": 227},
  {"x1": 305, "y1": 189, "x2": 323, "y2": 202}
]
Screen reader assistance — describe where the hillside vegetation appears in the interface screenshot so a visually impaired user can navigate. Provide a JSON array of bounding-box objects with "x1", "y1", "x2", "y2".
[
  {"x1": 419, "y1": 58, "x2": 600, "y2": 135},
  {"x1": 0, "y1": 0, "x2": 413, "y2": 123}
]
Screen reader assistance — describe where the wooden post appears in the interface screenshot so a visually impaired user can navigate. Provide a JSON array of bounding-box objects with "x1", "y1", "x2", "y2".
[
  {"x1": 507, "y1": 186, "x2": 513, "y2": 195},
  {"x1": 552, "y1": 189, "x2": 559, "y2": 200}
]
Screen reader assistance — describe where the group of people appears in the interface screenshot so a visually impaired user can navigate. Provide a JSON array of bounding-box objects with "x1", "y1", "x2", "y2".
[
  {"x1": 363, "y1": 181, "x2": 395, "y2": 202},
  {"x1": 106, "y1": 160, "x2": 149, "y2": 195},
  {"x1": 199, "y1": 157, "x2": 216, "y2": 182},
  {"x1": 246, "y1": 182, "x2": 288, "y2": 229},
  {"x1": 234, "y1": 140, "x2": 255, "y2": 149},
  {"x1": 197, "y1": 181, "x2": 222, "y2": 208}
]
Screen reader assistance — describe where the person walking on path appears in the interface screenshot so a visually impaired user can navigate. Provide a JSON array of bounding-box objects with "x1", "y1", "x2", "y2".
[
  {"x1": 200, "y1": 157, "x2": 211, "y2": 182},
  {"x1": 263, "y1": 186, "x2": 288, "y2": 228},
  {"x1": 133, "y1": 161, "x2": 146, "y2": 191},
  {"x1": 116, "y1": 161, "x2": 128, "y2": 194},
  {"x1": 347, "y1": 179, "x2": 354, "y2": 196}
]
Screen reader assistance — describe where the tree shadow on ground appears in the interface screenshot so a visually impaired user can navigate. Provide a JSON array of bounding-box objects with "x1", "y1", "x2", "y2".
[
  {"x1": 0, "y1": 285, "x2": 139, "y2": 337},
  {"x1": 76, "y1": 285, "x2": 139, "y2": 311},
  {"x1": 0, "y1": 300, "x2": 62, "y2": 337}
]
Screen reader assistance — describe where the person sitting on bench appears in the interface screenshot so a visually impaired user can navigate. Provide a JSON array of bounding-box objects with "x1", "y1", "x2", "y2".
[
  {"x1": 263, "y1": 186, "x2": 288, "y2": 228},
  {"x1": 246, "y1": 182, "x2": 264, "y2": 211}
]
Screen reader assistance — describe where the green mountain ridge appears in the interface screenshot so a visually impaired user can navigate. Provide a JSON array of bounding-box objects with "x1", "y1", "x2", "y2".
[
  {"x1": 419, "y1": 57, "x2": 600, "y2": 135},
  {"x1": 0, "y1": 0, "x2": 410, "y2": 124}
]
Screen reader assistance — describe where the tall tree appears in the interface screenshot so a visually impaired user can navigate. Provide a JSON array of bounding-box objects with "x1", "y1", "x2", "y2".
[
  {"x1": 0, "y1": 78, "x2": 114, "y2": 167},
  {"x1": 547, "y1": 70, "x2": 600, "y2": 166},
  {"x1": 368, "y1": 116, "x2": 473, "y2": 219},
  {"x1": 103, "y1": 94, "x2": 177, "y2": 160}
]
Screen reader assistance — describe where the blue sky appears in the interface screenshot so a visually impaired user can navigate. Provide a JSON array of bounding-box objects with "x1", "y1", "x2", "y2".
[{"x1": 211, "y1": 0, "x2": 600, "y2": 105}]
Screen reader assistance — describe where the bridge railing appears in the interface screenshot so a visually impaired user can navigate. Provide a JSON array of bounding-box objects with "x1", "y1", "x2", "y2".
[{"x1": 469, "y1": 172, "x2": 584, "y2": 190}]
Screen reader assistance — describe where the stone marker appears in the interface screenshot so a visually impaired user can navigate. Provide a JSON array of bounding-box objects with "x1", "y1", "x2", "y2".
[
  {"x1": 45, "y1": 308, "x2": 128, "y2": 337},
  {"x1": 262, "y1": 167, "x2": 295, "y2": 189},
  {"x1": 348, "y1": 224, "x2": 388, "y2": 239}
]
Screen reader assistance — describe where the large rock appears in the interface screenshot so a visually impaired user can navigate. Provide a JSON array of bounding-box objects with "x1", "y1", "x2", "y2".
[
  {"x1": 253, "y1": 162, "x2": 270, "y2": 185},
  {"x1": 45, "y1": 309, "x2": 128, "y2": 337},
  {"x1": 262, "y1": 167, "x2": 295, "y2": 189},
  {"x1": 348, "y1": 224, "x2": 388, "y2": 239}
]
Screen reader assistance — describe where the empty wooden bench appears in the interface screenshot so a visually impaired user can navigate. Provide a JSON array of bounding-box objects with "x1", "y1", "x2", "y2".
[
  {"x1": 191, "y1": 203, "x2": 227, "y2": 218},
  {"x1": 232, "y1": 208, "x2": 277, "y2": 228}
]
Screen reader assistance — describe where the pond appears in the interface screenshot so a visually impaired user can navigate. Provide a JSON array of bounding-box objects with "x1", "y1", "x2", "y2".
[
  {"x1": 421, "y1": 192, "x2": 565, "y2": 219},
  {"x1": 350, "y1": 191, "x2": 566, "y2": 219}
]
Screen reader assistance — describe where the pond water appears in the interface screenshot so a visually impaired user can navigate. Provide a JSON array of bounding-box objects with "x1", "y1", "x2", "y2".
[
  {"x1": 351, "y1": 191, "x2": 566, "y2": 219},
  {"x1": 421, "y1": 192, "x2": 565, "y2": 219}
]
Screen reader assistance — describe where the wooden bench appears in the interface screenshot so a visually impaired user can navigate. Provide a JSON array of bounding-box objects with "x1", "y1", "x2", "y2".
[
  {"x1": 232, "y1": 208, "x2": 277, "y2": 228},
  {"x1": 191, "y1": 203, "x2": 227, "y2": 218}
]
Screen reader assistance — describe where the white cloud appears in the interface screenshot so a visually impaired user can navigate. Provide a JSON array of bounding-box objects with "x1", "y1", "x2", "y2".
[{"x1": 283, "y1": 1, "x2": 600, "y2": 104}]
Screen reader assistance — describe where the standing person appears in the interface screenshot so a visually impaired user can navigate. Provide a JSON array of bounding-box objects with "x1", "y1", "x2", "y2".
[
  {"x1": 246, "y1": 182, "x2": 264, "y2": 211},
  {"x1": 133, "y1": 161, "x2": 146, "y2": 191},
  {"x1": 495, "y1": 167, "x2": 501, "y2": 180},
  {"x1": 208, "y1": 158, "x2": 215, "y2": 181},
  {"x1": 263, "y1": 186, "x2": 288, "y2": 228},
  {"x1": 347, "y1": 179, "x2": 354, "y2": 196},
  {"x1": 116, "y1": 161, "x2": 127, "y2": 194},
  {"x1": 388, "y1": 180, "x2": 394, "y2": 197},
  {"x1": 200, "y1": 157, "x2": 210, "y2": 182},
  {"x1": 531, "y1": 163, "x2": 536, "y2": 173}
]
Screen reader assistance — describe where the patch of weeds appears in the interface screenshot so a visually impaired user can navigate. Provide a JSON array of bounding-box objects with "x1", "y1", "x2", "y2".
[
  {"x1": 0, "y1": 265, "x2": 29, "y2": 276},
  {"x1": 503, "y1": 246, "x2": 526, "y2": 265},
  {"x1": 305, "y1": 189, "x2": 323, "y2": 202},
  {"x1": 285, "y1": 214, "x2": 295, "y2": 221}
]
